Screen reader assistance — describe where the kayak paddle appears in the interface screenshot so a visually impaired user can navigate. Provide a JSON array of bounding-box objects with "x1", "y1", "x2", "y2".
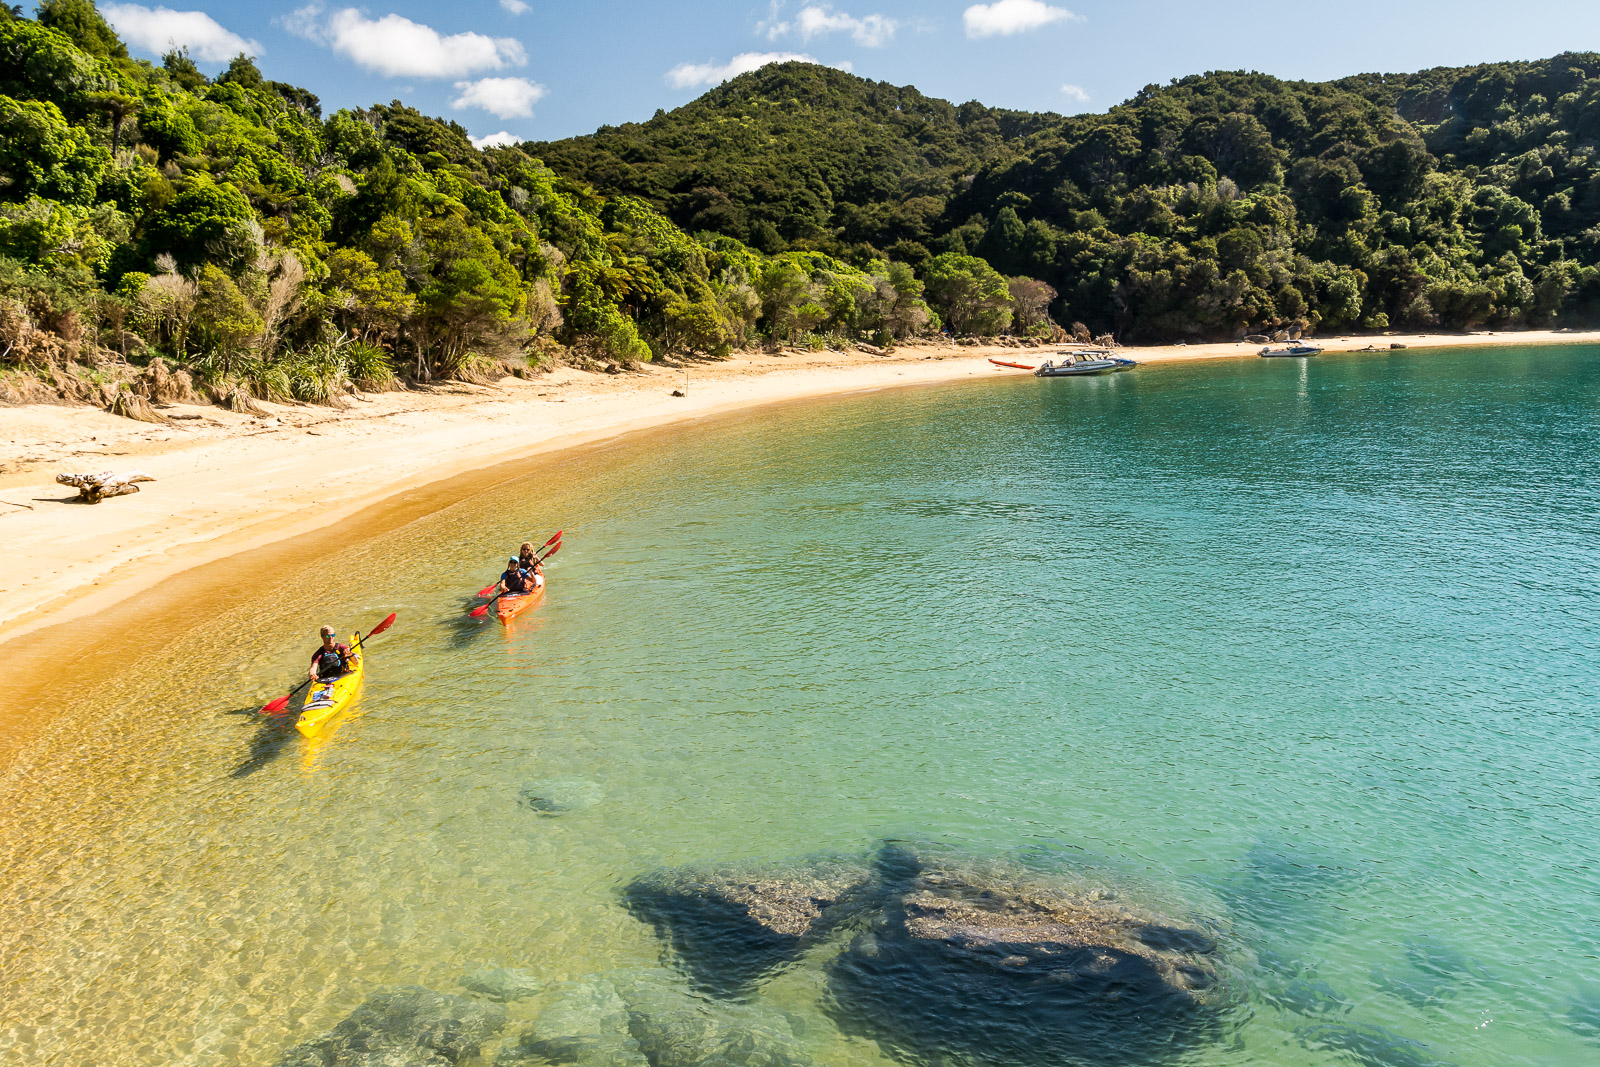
[
  {"x1": 477, "y1": 530, "x2": 562, "y2": 596},
  {"x1": 259, "y1": 612, "x2": 397, "y2": 715},
  {"x1": 471, "y1": 543, "x2": 560, "y2": 618}
]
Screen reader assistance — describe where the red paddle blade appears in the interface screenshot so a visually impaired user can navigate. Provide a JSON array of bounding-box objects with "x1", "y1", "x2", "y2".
[
  {"x1": 477, "y1": 583, "x2": 496, "y2": 597},
  {"x1": 541, "y1": 543, "x2": 561, "y2": 562},
  {"x1": 261, "y1": 694, "x2": 291, "y2": 715},
  {"x1": 367, "y1": 612, "x2": 397, "y2": 638},
  {"x1": 469, "y1": 604, "x2": 490, "y2": 618},
  {"x1": 543, "y1": 529, "x2": 562, "y2": 548}
]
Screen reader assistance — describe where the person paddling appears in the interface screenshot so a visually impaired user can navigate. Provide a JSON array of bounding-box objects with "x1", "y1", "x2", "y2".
[
  {"x1": 308, "y1": 625, "x2": 359, "y2": 685},
  {"x1": 495, "y1": 556, "x2": 532, "y2": 598},
  {"x1": 518, "y1": 542, "x2": 550, "y2": 588}
]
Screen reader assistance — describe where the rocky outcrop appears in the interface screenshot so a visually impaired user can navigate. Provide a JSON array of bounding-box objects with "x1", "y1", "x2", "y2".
[
  {"x1": 275, "y1": 986, "x2": 506, "y2": 1067},
  {"x1": 622, "y1": 857, "x2": 874, "y2": 995},
  {"x1": 825, "y1": 844, "x2": 1223, "y2": 1067},
  {"x1": 625, "y1": 842, "x2": 1228, "y2": 1067}
]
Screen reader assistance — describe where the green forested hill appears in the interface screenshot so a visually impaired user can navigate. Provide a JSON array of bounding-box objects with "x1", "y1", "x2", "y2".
[
  {"x1": 528, "y1": 63, "x2": 1057, "y2": 260},
  {"x1": 536, "y1": 57, "x2": 1600, "y2": 340}
]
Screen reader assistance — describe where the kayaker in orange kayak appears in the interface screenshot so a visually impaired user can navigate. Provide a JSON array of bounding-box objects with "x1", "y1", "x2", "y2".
[
  {"x1": 494, "y1": 557, "x2": 533, "y2": 598},
  {"x1": 308, "y1": 625, "x2": 359, "y2": 684},
  {"x1": 517, "y1": 543, "x2": 547, "y2": 589}
]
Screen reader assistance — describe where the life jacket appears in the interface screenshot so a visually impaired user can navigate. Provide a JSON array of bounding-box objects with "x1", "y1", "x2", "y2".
[
  {"x1": 503, "y1": 568, "x2": 530, "y2": 595},
  {"x1": 311, "y1": 642, "x2": 350, "y2": 679}
]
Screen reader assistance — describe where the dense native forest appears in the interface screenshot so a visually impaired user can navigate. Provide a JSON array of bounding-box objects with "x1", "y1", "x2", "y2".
[
  {"x1": 0, "y1": 2, "x2": 952, "y2": 411},
  {"x1": 3, "y1": 1, "x2": 1600, "y2": 413},
  {"x1": 536, "y1": 56, "x2": 1600, "y2": 341}
]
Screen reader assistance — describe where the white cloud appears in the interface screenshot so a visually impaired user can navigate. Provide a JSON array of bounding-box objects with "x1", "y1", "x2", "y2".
[
  {"x1": 102, "y1": 4, "x2": 260, "y2": 62},
  {"x1": 452, "y1": 76, "x2": 546, "y2": 118},
  {"x1": 1060, "y1": 83, "x2": 1089, "y2": 103},
  {"x1": 283, "y1": 6, "x2": 527, "y2": 78},
  {"x1": 499, "y1": 0, "x2": 530, "y2": 12},
  {"x1": 666, "y1": 51, "x2": 820, "y2": 90},
  {"x1": 963, "y1": 0, "x2": 1078, "y2": 38},
  {"x1": 471, "y1": 131, "x2": 521, "y2": 149},
  {"x1": 766, "y1": 5, "x2": 897, "y2": 47}
]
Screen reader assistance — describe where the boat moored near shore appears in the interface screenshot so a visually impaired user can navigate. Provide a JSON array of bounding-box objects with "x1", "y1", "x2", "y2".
[
  {"x1": 1035, "y1": 349, "x2": 1139, "y2": 376},
  {"x1": 1259, "y1": 343, "x2": 1323, "y2": 357}
]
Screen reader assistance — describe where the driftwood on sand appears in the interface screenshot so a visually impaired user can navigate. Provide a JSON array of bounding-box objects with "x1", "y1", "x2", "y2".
[{"x1": 56, "y1": 470, "x2": 155, "y2": 503}]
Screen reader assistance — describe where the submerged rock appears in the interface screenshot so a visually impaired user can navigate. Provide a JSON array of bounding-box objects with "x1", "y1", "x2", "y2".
[
  {"x1": 1569, "y1": 987, "x2": 1600, "y2": 1044},
  {"x1": 1372, "y1": 937, "x2": 1488, "y2": 1010},
  {"x1": 622, "y1": 857, "x2": 874, "y2": 996},
  {"x1": 1296, "y1": 1022, "x2": 1456, "y2": 1067},
  {"x1": 460, "y1": 965, "x2": 543, "y2": 1002},
  {"x1": 498, "y1": 969, "x2": 810, "y2": 1067},
  {"x1": 275, "y1": 985, "x2": 506, "y2": 1067},
  {"x1": 623, "y1": 842, "x2": 1228, "y2": 1066},
  {"x1": 824, "y1": 843, "x2": 1226, "y2": 1067},
  {"x1": 612, "y1": 969, "x2": 812, "y2": 1067},
  {"x1": 495, "y1": 976, "x2": 644, "y2": 1067},
  {"x1": 520, "y1": 779, "x2": 605, "y2": 816}
]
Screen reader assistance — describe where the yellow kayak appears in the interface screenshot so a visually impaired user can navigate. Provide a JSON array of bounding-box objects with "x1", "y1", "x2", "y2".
[{"x1": 297, "y1": 632, "x2": 365, "y2": 737}]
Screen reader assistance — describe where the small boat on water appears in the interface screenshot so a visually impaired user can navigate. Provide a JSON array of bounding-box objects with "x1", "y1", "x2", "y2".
[
  {"x1": 1260, "y1": 343, "x2": 1323, "y2": 357},
  {"x1": 1034, "y1": 349, "x2": 1138, "y2": 377}
]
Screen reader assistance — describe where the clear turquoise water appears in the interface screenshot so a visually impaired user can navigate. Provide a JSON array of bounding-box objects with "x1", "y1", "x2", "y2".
[{"x1": 2, "y1": 345, "x2": 1600, "y2": 1066}]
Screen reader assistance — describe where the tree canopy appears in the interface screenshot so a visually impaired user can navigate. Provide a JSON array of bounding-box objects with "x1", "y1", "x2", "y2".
[{"x1": 534, "y1": 56, "x2": 1600, "y2": 339}]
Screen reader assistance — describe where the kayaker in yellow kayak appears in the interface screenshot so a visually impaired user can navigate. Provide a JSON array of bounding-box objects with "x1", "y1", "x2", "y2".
[
  {"x1": 308, "y1": 625, "x2": 360, "y2": 684},
  {"x1": 494, "y1": 557, "x2": 534, "y2": 598}
]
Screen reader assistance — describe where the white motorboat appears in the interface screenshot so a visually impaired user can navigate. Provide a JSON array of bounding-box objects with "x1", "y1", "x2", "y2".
[{"x1": 1034, "y1": 349, "x2": 1139, "y2": 376}]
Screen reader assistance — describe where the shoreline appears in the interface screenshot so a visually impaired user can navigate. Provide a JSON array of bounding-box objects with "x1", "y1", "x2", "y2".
[
  {"x1": 2, "y1": 329, "x2": 1594, "y2": 653},
  {"x1": 0, "y1": 329, "x2": 1594, "y2": 746}
]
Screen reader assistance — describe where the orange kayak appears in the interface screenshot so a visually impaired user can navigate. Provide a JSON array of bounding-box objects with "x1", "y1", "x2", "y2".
[
  {"x1": 988, "y1": 358, "x2": 1035, "y2": 370},
  {"x1": 497, "y1": 583, "x2": 546, "y2": 624}
]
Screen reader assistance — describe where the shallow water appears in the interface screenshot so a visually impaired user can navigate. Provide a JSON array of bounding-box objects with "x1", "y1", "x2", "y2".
[{"x1": 3, "y1": 345, "x2": 1600, "y2": 1066}]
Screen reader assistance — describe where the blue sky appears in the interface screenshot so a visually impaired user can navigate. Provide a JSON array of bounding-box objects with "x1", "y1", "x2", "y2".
[{"x1": 98, "y1": 1, "x2": 1600, "y2": 145}]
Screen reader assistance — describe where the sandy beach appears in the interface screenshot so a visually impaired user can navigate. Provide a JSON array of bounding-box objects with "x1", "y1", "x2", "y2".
[{"x1": 0, "y1": 329, "x2": 1593, "y2": 657}]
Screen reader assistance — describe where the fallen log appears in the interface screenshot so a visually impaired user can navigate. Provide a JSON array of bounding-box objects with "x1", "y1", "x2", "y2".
[{"x1": 56, "y1": 470, "x2": 155, "y2": 504}]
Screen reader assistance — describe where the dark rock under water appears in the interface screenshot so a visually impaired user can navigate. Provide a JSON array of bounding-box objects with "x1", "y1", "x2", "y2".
[
  {"x1": 274, "y1": 985, "x2": 506, "y2": 1067},
  {"x1": 1372, "y1": 937, "x2": 1489, "y2": 1010},
  {"x1": 624, "y1": 842, "x2": 1229, "y2": 1067},
  {"x1": 823, "y1": 843, "x2": 1225, "y2": 1067},
  {"x1": 496, "y1": 968, "x2": 810, "y2": 1067},
  {"x1": 621, "y1": 855, "x2": 875, "y2": 996},
  {"x1": 520, "y1": 779, "x2": 605, "y2": 816},
  {"x1": 1567, "y1": 986, "x2": 1600, "y2": 1044},
  {"x1": 1296, "y1": 1022, "x2": 1456, "y2": 1067}
]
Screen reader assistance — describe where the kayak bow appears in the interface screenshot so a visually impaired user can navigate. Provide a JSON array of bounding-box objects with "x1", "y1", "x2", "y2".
[{"x1": 497, "y1": 582, "x2": 547, "y2": 624}]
